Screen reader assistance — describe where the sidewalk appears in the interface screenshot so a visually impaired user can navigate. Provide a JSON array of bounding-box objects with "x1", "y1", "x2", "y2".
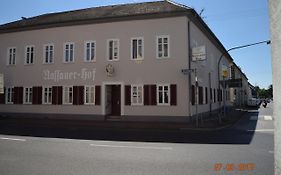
[{"x1": 0, "y1": 108, "x2": 248, "y2": 131}]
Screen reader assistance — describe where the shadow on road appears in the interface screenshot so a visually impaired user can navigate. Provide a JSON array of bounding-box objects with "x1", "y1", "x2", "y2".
[{"x1": 0, "y1": 111, "x2": 258, "y2": 144}]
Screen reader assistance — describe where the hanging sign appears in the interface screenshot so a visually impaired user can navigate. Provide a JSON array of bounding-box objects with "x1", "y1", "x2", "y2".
[{"x1": 192, "y1": 46, "x2": 206, "y2": 61}]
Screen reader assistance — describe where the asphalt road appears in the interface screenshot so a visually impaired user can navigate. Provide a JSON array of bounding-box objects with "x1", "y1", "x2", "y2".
[{"x1": 0, "y1": 104, "x2": 274, "y2": 175}]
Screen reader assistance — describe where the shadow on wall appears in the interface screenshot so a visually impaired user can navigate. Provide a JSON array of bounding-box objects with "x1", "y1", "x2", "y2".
[{"x1": 0, "y1": 111, "x2": 258, "y2": 144}]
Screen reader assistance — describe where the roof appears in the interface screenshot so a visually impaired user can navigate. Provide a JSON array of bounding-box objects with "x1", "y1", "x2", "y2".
[
  {"x1": 0, "y1": 0, "x2": 190, "y2": 33},
  {"x1": 0, "y1": 0, "x2": 234, "y2": 63}
]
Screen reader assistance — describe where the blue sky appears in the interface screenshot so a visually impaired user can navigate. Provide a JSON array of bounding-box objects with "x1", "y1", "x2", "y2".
[{"x1": 0, "y1": 0, "x2": 271, "y2": 89}]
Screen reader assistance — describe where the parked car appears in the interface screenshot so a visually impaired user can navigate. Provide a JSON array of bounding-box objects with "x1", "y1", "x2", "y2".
[{"x1": 248, "y1": 98, "x2": 261, "y2": 107}]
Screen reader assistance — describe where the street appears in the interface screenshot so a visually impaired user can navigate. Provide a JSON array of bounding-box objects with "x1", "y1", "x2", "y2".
[{"x1": 0, "y1": 104, "x2": 274, "y2": 175}]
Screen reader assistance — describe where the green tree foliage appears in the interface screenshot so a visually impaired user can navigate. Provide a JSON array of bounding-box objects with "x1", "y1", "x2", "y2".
[{"x1": 255, "y1": 84, "x2": 273, "y2": 98}]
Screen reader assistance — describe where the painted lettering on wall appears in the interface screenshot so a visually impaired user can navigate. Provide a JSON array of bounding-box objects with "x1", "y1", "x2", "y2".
[{"x1": 43, "y1": 68, "x2": 96, "y2": 82}]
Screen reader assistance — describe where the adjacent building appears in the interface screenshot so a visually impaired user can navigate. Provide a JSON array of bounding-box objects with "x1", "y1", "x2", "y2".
[{"x1": 0, "y1": 0, "x2": 250, "y2": 122}]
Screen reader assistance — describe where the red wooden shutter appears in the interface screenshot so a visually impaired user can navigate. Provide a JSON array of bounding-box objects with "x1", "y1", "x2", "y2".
[
  {"x1": 57, "y1": 86, "x2": 62, "y2": 105},
  {"x1": 144, "y1": 85, "x2": 149, "y2": 106},
  {"x1": 79, "y1": 86, "x2": 84, "y2": 105},
  {"x1": 0, "y1": 88, "x2": 5, "y2": 104},
  {"x1": 32, "y1": 86, "x2": 38, "y2": 104},
  {"x1": 15, "y1": 87, "x2": 23, "y2": 104},
  {"x1": 170, "y1": 84, "x2": 177, "y2": 106},
  {"x1": 95, "y1": 85, "x2": 101, "y2": 105},
  {"x1": 151, "y1": 85, "x2": 157, "y2": 105},
  {"x1": 37, "y1": 87, "x2": 42, "y2": 104},
  {"x1": 52, "y1": 86, "x2": 57, "y2": 105},
  {"x1": 73, "y1": 86, "x2": 84, "y2": 105},
  {"x1": 125, "y1": 85, "x2": 131, "y2": 106}
]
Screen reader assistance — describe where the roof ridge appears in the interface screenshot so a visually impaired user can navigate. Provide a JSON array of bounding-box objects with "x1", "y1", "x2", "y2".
[{"x1": 164, "y1": 0, "x2": 191, "y2": 9}]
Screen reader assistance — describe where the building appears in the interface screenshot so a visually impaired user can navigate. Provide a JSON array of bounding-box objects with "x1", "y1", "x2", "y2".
[{"x1": 0, "y1": 1, "x2": 248, "y2": 122}]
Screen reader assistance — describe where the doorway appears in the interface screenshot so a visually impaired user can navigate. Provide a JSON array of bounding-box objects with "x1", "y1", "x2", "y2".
[{"x1": 105, "y1": 84, "x2": 121, "y2": 116}]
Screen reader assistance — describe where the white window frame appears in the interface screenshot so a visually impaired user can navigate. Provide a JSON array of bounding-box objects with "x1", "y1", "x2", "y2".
[
  {"x1": 63, "y1": 42, "x2": 75, "y2": 63},
  {"x1": 84, "y1": 85, "x2": 95, "y2": 105},
  {"x1": 84, "y1": 41, "x2": 96, "y2": 62},
  {"x1": 23, "y1": 87, "x2": 33, "y2": 104},
  {"x1": 5, "y1": 87, "x2": 14, "y2": 104},
  {"x1": 63, "y1": 86, "x2": 73, "y2": 104},
  {"x1": 25, "y1": 45, "x2": 35, "y2": 65},
  {"x1": 42, "y1": 86, "x2": 52, "y2": 104},
  {"x1": 7, "y1": 47, "x2": 16, "y2": 65},
  {"x1": 107, "y1": 39, "x2": 119, "y2": 61},
  {"x1": 131, "y1": 37, "x2": 144, "y2": 60},
  {"x1": 131, "y1": 84, "x2": 143, "y2": 105},
  {"x1": 156, "y1": 35, "x2": 170, "y2": 59},
  {"x1": 43, "y1": 44, "x2": 54, "y2": 64},
  {"x1": 157, "y1": 84, "x2": 170, "y2": 106}
]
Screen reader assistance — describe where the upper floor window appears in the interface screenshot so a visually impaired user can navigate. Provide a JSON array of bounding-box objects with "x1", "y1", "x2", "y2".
[
  {"x1": 24, "y1": 87, "x2": 32, "y2": 104},
  {"x1": 44, "y1": 44, "x2": 54, "y2": 64},
  {"x1": 63, "y1": 86, "x2": 73, "y2": 104},
  {"x1": 6, "y1": 87, "x2": 14, "y2": 104},
  {"x1": 131, "y1": 85, "x2": 143, "y2": 105},
  {"x1": 43, "y1": 87, "x2": 52, "y2": 104},
  {"x1": 85, "y1": 41, "x2": 96, "y2": 62},
  {"x1": 7, "y1": 47, "x2": 16, "y2": 65},
  {"x1": 64, "y1": 43, "x2": 74, "y2": 63},
  {"x1": 157, "y1": 84, "x2": 170, "y2": 105},
  {"x1": 84, "y1": 86, "x2": 95, "y2": 105},
  {"x1": 131, "y1": 38, "x2": 143, "y2": 60},
  {"x1": 107, "y1": 39, "x2": 119, "y2": 61},
  {"x1": 25, "y1": 45, "x2": 34, "y2": 64},
  {"x1": 157, "y1": 35, "x2": 170, "y2": 59}
]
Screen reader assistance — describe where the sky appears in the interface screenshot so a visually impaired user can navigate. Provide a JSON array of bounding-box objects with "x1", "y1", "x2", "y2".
[{"x1": 0, "y1": 0, "x2": 272, "y2": 89}]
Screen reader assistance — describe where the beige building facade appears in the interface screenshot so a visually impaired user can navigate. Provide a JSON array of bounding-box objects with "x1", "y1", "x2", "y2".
[{"x1": 0, "y1": 1, "x2": 248, "y2": 121}]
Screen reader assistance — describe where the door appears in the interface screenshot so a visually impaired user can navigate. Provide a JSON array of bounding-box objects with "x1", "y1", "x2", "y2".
[{"x1": 111, "y1": 85, "x2": 121, "y2": 116}]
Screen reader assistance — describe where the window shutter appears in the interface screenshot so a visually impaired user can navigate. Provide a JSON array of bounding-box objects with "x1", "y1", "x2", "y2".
[
  {"x1": 95, "y1": 85, "x2": 101, "y2": 105},
  {"x1": 144, "y1": 85, "x2": 149, "y2": 105},
  {"x1": 37, "y1": 87, "x2": 42, "y2": 104},
  {"x1": 151, "y1": 85, "x2": 157, "y2": 105},
  {"x1": 73, "y1": 86, "x2": 84, "y2": 105},
  {"x1": 32, "y1": 87, "x2": 38, "y2": 104},
  {"x1": 79, "y1": 86, "x2": 84, "y2": 105},
  {"x1": 191, "y1": 85, "x2": 195, "y2": 105},
  {"x1": 57, "y1": 86, "x2": 62, "y2": 105},
  {"x1": 0, "y1": 88, "x2": 5, "y2": 104},
  {"x1": 125, "y1": 85, "x2": 131, "y2": 106},
  {"x1": 14, "y1": 87, "x2": 23, "y2": 104},
  {"x1": 52, "y1": 86, "x2": 57, "y2": 105},
  {"x1": 170, "y1": 84, "x2": 177, "y2": 106}
]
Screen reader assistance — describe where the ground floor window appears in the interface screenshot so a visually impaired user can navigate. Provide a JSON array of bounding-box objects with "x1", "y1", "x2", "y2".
[
  {"x1": 6, "y1": 87, "x2": 14, "y2": 104},
  {"x1": 43, "y1": 87, "x2": 52, "y2": 104},
  {"x1": 84, "y1": 86, "x2": 95, "y2": 105},
  {"x1": 157, "y1": 84, "x2": 170, "y2": 105},
  {"x1": 24, "y1": 87, "x2": 32, "y2": 104},
  {"x1": 63, "y1": 86, "x2": 73, "y2": 104},
  {"x1": 131, "y1": 85, "x2": 143, "y2": 105}
]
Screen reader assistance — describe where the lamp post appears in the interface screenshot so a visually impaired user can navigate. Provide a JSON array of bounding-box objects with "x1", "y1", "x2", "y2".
[{"x1": 217, "y1": 40, "x2": 270, "y2": 122}]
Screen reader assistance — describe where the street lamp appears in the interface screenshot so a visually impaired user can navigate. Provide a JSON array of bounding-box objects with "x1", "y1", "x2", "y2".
[{"x1": 217, "y1": 40, "x2": 270, "y2": 122}]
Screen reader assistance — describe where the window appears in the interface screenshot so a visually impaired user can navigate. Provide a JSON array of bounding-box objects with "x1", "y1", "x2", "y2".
[
  {"x1": 63, "y1": 86, "x2": 73, "y2": 104},
  {"x1": 7, "y1": 47, "x2": 16, "y2": 65},
  {"x1": 157, "y1": 35, "x2": 169, "y2": 58},
  {"x1": 84, "y1": 86, "x2": 95, "y2": 104},
  {"x1": 85, "y1": 41, "x2": 96, "y2": 62},
  {"x1": 131, "y1": 38, "x2": 143, "y2": 60},
  {"x1": 44, "y1": 44, "x2": 54, "y2": 64},
  {"x1": 157, "y1": 84, "x2": 170, "y2": 105},
  {"x1": 199, "y1": 86, "x2": 203, "y2": 105},
  {"x1": 131, "y1": 85, "x2": 143, "y2": 105},
  {"x1": 64, "y1": 43, "x2": 74, "y2": 63},
  {"x1": 205, "y1": 87, "x2": 208, "y2": 104},
  {"x1": 43, "y1": 87, "x2": 52, "y2": 104},
  {"x1": 6, "y1": 87, "x2": 14, "y2": 104},
  {"x1": 25, "y1": 46, "x2": 34, "y2": 64},
  {"x1": 107, "y1": 39, "x2": 119, "y2": 61},
  {"x1": 24, "y1": 87, "x2": 32, "y2": 104}
]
